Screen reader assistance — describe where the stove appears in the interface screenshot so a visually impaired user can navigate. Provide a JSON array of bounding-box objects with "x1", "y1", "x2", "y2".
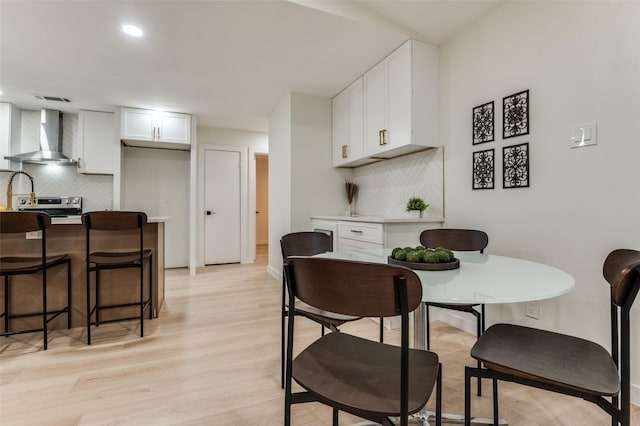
[{"x1": 17, "y1": 196, "x2": 83, "y2": 217}]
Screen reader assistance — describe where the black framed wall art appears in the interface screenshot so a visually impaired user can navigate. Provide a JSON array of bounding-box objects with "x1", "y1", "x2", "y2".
[
  {"x1": 472, "y1": 148, "x2": 494, "y2": 190},
  {"x1": 503, "y1": 89, "x2": 529, "y2": 139},
  {"x1": 473, "y1": 101, "x2": 494, "y2": 144},
  {"x1": 503, "y1": 142, "x2": 529, "y2": 188}
]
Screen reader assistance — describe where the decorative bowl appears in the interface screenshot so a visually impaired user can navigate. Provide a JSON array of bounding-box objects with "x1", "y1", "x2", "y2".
[{"x1": 387, "y1": 256, "x2": 460, "y2": 271}]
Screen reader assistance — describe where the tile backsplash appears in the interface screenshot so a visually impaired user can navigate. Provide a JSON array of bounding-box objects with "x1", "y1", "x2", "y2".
[
  {"x1": 351, "y1": 148, "x2": 444, "y2": 218},
  {"x1": 1, "y1": 110, "x2": 113, "y2": 212}
]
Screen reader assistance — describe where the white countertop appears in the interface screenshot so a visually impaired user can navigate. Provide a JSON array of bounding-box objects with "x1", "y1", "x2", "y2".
[
  {"x1": 311, "y1": 215, "x2": 444, "y2": 224},
  {"x1": 51, "y1": 216, "x2": 172, "y2": 225}
]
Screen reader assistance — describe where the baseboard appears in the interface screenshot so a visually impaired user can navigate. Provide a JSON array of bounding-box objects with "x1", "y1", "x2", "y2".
[
  {"x1": 632, "y1": 384, "x2": 640, "y2": 407},
  {"x1": 433, "y1": 307, "x2": 477, "y2": 336},
  {"x1": 267, "y1": 265, "x2": 280, "y2": 282}
]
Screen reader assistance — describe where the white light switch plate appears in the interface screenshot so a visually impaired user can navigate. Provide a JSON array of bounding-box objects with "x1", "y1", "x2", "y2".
[{"x1": 569, "y1": 122, "x2": 597, "y2": 148}]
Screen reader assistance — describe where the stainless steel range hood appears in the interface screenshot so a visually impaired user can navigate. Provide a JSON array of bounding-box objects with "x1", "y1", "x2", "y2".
[{"x1": 4, "y1": 109, "x2": 77, "y2": 165}]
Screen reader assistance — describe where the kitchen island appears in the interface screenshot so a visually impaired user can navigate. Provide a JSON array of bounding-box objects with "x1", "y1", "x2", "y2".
[{"x1": 0, "y1": 216, "x2": 169, "y2": 331}]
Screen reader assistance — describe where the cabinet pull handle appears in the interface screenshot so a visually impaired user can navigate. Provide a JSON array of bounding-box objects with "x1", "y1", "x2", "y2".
[
  {"x1": 350, "y1": 229, "x2": 363, "y2": 234},
  {"x1": 77, "y1": 158, "x2": 81, "y2": 170},
  {"x1": 341, "y1": 145, "x2": 348, "y2": 158},
  {"x1": 379, "y1": 129, "x2": 387, "y2": 145}
]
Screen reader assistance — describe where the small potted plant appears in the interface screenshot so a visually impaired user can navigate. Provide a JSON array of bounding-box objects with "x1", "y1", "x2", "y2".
[{"x1": 406, "y1": 196, "x2": 429, "y2": 218}]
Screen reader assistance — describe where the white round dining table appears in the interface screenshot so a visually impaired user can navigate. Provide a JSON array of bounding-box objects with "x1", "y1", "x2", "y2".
[{"x1": 320, "y1": 247, "x2": 575, "y2": 348}]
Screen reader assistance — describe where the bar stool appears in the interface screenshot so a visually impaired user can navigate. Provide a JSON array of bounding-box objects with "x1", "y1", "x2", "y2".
[
  {"x1": 0, "y1": 211, "x2": 71, "y2": 350},
  {"x1": 82, "y1": 211, "x2": 152, "y2": 345}
]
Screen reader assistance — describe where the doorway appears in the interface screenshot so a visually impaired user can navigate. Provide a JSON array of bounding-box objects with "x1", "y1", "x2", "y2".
[{"x1": 255, "y1": 154, "x2": 269, "y2": 262}]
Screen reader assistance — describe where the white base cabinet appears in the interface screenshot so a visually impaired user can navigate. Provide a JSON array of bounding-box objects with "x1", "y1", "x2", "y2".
[{"x1": 311, "y1": 217, "x2": 443, "y2": 253}]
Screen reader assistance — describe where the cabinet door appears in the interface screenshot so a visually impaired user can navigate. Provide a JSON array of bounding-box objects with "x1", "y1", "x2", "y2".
[
  {"x1": 122, "y1": 108, "x2": 155, "y2": 141},
  {"x1": 386, "y1": 44, "x2": 412, "y2": 150},
  {"x1": 157, "y1": 112, "x2": 190, "y2": 144},
  {"x1": 332, "y1": 88, "x2": 348, "y2": 166},
  {"x1": 364, "y1": 59, "x2": 388, "y2": 156},
  {"x1": 332, "y1": 78, "x2": 363, "y2": 167},
  {"x1": 77, "y1": 110, "x2": 115, "y2": 174}
]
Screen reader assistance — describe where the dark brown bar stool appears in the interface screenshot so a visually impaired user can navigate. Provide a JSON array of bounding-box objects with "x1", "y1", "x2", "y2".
[
  {"x1": 82, "y1": 211, "x2": 152, "y2": 345},
  {"x1": 0, "y1": 211, "x2": 71, "y2": 350}
]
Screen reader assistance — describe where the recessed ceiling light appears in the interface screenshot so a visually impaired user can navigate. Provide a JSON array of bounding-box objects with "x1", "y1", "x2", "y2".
[{"x1": 122, "y1": 25, "x2": 143, "y2": 37}]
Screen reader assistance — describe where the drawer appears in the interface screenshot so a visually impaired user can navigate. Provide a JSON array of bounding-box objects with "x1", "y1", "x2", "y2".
[
  {"x1": 338, "y1": 237, "x2": 382, "y2": 252},
  {"x1": 338, "y1": 222, "x2": 384, "y2": 245}
]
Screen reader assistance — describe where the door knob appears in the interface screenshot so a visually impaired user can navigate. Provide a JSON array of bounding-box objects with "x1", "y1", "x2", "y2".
[{"x1": 206, "y1": 210, "x2": 215, "y2": 215}]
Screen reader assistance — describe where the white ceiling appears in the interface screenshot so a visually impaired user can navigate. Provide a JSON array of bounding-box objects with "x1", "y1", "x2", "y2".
[{"x1": 0, "y1": 0, "x2": 505, "y2": 133}]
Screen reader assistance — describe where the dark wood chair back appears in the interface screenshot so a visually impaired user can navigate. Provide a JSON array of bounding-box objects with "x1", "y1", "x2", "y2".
[
  {"x1": 81, "y1": 211, "x2": 147, "y2": 231},
  {"x1": 280, "y1": 231, "x2": 331, "y2": 259},
  {"x1": 420, "y1": 229, "x2": 488, "y2": 252},
  {"x1": 284, "y1": 256, "x2": 422, "y2": 318},
  {"x1": 0, "y1": 211, "x2": 51, "y2": 233},
  {"x1": 603, "y1": 249, "x2": 640, "y2": 307}
]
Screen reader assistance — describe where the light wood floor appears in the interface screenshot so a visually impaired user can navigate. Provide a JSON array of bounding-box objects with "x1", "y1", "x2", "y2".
[{"x1": 1, "y1": 245, "x2": 638, "y2": 425}]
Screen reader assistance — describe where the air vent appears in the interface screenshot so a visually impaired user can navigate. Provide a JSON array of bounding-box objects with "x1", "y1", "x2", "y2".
[{"x1": 34, "y1": 95, "x2": 71, "y2": 103}]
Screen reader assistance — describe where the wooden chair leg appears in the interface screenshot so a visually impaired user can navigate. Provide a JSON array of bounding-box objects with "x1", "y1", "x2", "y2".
[
  {"x1": 464, "y1": 366, "x2": 472, "y2": 426},
  {"x1": 492, "y1": 378, "x2": 499, "y2": 426},
  {"x1": 476, "y1": 310, "x2": 482, "y2": 396},
  {"x1": 281, "y1": 277, "x2": 286, "y2": 389},
  {"x1": 379, "y1": 317, "x2": 384, "y2": 343},
  {"x1": 426, "y1": 304, "x2": 431, "y2": 350},
  {"x1": 42, "y1": 273, "x2": 48, "y2": 350}
]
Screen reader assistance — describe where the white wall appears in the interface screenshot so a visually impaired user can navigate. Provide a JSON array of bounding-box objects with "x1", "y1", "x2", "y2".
[
  {"x1": 196, "y1": 126, "x2": 268, "y2": 152},
  {"x1": 122, "y1": 146, "x2": 190, "y2": 268},
  {"x1": 268, "y1": 93, "x2": 349, "y2": 277},
  {"x1": 439, "y1": 1, "x2": 640, "y2": 404},
  {"x1": 268, "y1": 93, "x2": 292, "y2": 277}
]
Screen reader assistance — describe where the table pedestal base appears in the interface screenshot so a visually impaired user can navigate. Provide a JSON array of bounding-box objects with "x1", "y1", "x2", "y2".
[{"x1": 351, "y1": 412, "x2": 508, "y2": 425}]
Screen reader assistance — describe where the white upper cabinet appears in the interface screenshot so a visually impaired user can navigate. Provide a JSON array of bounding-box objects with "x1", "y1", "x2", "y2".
[
  {"x1": 121, "y1": 108, "x2": 191, "y2": 149},
  {"x1": 76, "y1": 110, "x2": 116, "y2": 174},
  {"x1": 332, "y1": 77, "x2": 376, "y2": 167},
  {"x1": 0, "y1": 102, "x2": 21, "y2": 169},
  {"x1": 364, "y1": 39, "x2": 439, "y2": 159},
  {"x1": 330, "y1": 39, "x2": 437, "y2": 166}
]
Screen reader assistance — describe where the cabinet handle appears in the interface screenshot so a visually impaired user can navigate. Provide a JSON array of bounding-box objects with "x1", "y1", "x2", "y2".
[
  {"x1": 349, "y1": 229, "x2": 363, "y2": 234},
  {"x1": 157, "y1": 125, "x2": 160, "y2": 140},
  {"x1": 379, "y1": 129, "x2": 387, "y2": 146},
  {"x1": 76, "y1": 158, "x2": 81, "y2": 170},
  {"x1": 341, "y1": 145, "x2": 348, "y2": 158}
]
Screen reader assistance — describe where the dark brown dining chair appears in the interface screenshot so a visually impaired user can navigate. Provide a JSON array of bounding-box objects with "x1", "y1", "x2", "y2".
[
  {"x1": 465, "y1": 248, "x2": 640, "y2": 426},
  {"x1": 420, "y1": 228, "x2": 488, "y2": 395},
  {"x1": 279, "y1": 232, "x2": 360, "y2": 389},
  {"x1": 82, "y1": 211, "x2": 152, "y2": 345},
  {"x1": 0, "y1": 212, "x2": 71, "y2": 350},
  {"x1": 284, "y1": 256, "x2": 442, "y2": 426}
]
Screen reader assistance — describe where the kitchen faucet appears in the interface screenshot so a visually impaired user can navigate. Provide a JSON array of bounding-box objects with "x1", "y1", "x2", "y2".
[{"x1": 4, "y1": 170, "x2": 36, "y2": 211}]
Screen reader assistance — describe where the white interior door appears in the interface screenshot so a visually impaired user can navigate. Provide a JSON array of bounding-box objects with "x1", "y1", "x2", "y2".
[{"x1": 204, "y1": 149, "x2": 241, "y2": 264}]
